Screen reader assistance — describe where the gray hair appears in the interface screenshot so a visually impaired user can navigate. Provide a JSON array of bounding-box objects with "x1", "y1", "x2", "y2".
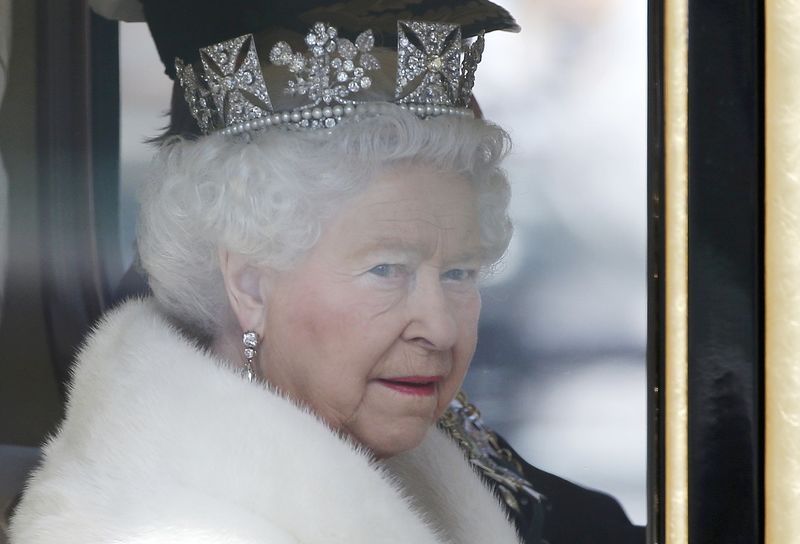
[{"x1": 138, "y1": 106, "x2": 513, "y2": 337}]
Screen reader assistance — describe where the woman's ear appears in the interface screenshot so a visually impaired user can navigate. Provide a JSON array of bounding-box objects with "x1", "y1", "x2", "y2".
[{"x1": 218, "y1": 248, "x2": 270, "y2": 334}]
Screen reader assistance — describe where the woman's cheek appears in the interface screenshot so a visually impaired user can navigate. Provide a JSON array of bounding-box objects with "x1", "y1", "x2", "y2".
[
  {"x1": 351, "y1": 280, "x2": 409, "y2": 319},
  {"x1": 458, "y1": 289, "x2": 482, "y2": 329}
]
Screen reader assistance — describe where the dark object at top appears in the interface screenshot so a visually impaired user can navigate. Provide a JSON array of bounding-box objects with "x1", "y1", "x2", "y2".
[{"x1": 140, "y1": 0, "x2": 520, "y2": 79}]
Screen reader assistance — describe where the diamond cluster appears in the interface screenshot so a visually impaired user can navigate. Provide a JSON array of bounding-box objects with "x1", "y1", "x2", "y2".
[
  {"x1": 459, "y1": 31, "x2": 485, "y2": 104},
  {"x1": 175, "y1": 35, "x2": 272, "y2": 134},
  {"x1": 268, "y1": 23, "x2": 381, "y2": 128},
  {"x1": 200, "y1": 35, "x2": 272, "y2": 129},
  {"x1": 242, "y1": 331, "x2": 258, "y2": 361},
  {"x1": 395, "y1": 21, "x2": 462, "y2": 105},
  {"x1": 175, "y1": 59, "x2": 213, "y2": 134},
  {"x1": 175, "y1": 20, "x2": 485, "y2": 136}
]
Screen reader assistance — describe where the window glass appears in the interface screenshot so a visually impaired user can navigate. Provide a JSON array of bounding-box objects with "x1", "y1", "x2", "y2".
[
  {"x1": 118, "y1": 0, "x2": 646, "y2": 523},
  {"x1": 467, "y1": 0, "x2": 646, "y2": 523}
]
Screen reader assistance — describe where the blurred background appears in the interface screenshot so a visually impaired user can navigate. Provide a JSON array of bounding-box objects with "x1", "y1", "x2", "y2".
[{"x1": 466, "y1": 0, "x2": 647, "y2": 523}]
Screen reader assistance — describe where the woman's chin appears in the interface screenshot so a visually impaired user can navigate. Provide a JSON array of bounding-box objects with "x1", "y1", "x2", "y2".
[{"x1": 351, "y1": 420, "x2": 433, "y2": 459}]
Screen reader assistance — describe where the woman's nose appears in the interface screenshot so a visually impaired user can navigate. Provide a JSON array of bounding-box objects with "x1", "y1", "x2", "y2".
[{"x1": 401, "y1": 273, "x2": 459, "y2": 350}]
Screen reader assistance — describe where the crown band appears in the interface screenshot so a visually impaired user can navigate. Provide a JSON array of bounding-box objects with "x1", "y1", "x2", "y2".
[
  {"x1": 176, "y1": 20, "x2": 485, "y2": 136},
  {"x1": 218, "y1": 102, "x2": 474, "y2": 136}
]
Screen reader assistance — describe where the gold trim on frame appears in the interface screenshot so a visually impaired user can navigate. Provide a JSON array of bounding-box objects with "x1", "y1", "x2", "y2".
[
  {"x1": 664, "y1": 0, "x2": 689, "y2": 542},
  {"x1": 765, "y1": 1, "x2": 800, "y2": 542}
]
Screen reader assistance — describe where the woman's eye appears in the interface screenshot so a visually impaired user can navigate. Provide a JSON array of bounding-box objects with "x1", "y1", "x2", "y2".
[
  {"x1": 368, "y1": 264, "x2": 405, "y2": 278},
  {"x1": 442, "y1": 268, "x2": 477, "y2": 282}
]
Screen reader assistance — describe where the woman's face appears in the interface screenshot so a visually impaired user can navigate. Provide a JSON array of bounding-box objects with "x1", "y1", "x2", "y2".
[{"x1": 259, "y1": 164, "x2": 483, "y2": 457}]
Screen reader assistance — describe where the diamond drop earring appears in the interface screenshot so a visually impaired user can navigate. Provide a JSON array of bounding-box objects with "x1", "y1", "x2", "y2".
[{"x1": 242, "y1": 331, "x2": 260, "y2": 383}]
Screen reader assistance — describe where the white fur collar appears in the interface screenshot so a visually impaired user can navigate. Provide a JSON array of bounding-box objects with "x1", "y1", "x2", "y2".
[{"x1": 11, "y1": 299, "x2": 520, "y2": 544}]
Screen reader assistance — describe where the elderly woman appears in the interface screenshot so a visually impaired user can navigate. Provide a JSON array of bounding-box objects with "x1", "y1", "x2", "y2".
[
  {"x1": 9, "y1": 2, "x2": 644, "y2": 543},
  {"x1": 13, "y1": 110, "x2": 522, "y2": 544},
  {"x1": 11, "y1": 8, "x2": 527, "y2": 544}
]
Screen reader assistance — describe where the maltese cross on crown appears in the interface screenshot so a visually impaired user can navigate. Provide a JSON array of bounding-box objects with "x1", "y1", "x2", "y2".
[
  {"x1": 175, "y1": 20, "x2": 486, "y2": 136},
  {"x1": 396, "y1": 21, "x2": 462, "y2": 105}
]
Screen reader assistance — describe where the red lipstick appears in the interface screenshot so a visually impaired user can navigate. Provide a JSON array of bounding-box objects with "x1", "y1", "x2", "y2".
[{"x1": 377, "y1": 376, "x2": 441, "y2": 397}]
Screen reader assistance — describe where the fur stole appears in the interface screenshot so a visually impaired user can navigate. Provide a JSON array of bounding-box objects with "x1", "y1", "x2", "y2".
[{"x1": 10, "y1": 299, "x2": 521, "y2": 544}]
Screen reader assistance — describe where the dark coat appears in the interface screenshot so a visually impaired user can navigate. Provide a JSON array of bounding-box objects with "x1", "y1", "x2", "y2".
[{"x1": 489, "y1": 433, "x2": 645, "y2": 544}]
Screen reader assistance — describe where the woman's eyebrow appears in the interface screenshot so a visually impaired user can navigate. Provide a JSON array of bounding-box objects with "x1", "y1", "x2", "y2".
[
  {"x1": 359, "y1": 238, "x2": 420, "y2": 252},
  {"x1": 446, "y1": 248, "x2": 485, "y2": 264},
  {"x1": 352, "y1": 237, "x2": 484, "y2": 264},
  {"x1": 351, "y1": 236, "x2": 426, "y2": 258}
]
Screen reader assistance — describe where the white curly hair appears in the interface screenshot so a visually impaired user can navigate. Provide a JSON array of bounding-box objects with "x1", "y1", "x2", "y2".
[{"x1": 138, "y1": 106, "x2": 513, "y2": 337}]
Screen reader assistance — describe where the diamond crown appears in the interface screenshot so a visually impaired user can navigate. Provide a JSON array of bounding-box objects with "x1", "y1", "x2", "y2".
[{"x1": 175, "y1": 20, "x2": 485, "y2": 136}]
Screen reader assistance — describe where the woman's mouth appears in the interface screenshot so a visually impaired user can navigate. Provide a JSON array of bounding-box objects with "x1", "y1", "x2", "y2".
[{"x1": 377, "y1": 376, "x2": 440, "y2": 396}]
